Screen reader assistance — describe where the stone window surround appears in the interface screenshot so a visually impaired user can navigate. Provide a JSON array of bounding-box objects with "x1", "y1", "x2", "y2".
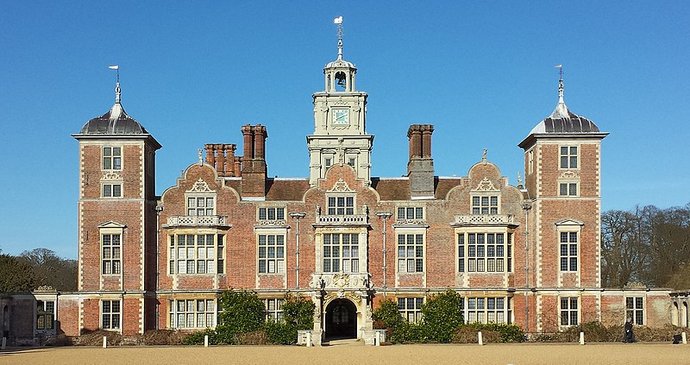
[
  {"x1": 169, "y1": 298, "x2": 216, "y2": 329},
  {"x1": 100, "y1": 226, "x2": 123, "y2": 276},
  {"x1": 559, "y1": 144, "x2": 580, "y2": 170},
  {"x1": 256, "y1": 229, "x2": 286, "y2": 275},
  {"x1": 395, "y1": 227, "x2": 426, "y2": 275},
  {"x1": 102, "y1": 145, "x2": 122, "y2": 171},
  {"x1": 167, "y1": 230, "x2": 226, "y2": 275},
  {"x1": 456, "y1": 227, "x2": 513, "y2": 274}
]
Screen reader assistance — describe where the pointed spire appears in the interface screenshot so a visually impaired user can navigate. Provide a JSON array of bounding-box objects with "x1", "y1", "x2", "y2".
[
  {"x1": 550, "y1": 64, "x2": 570, "y2": 119},
  {"x1": 108, "y1": 65, "x2": 123, "y2": 122},
  {"x1": 334, "y1": 16, "x2": 344, "y2": 60}
]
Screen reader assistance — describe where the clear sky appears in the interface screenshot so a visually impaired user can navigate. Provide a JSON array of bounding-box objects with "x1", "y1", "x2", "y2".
[{"x1": 1, "y1": 1, "x2": 688, "y2": 259}]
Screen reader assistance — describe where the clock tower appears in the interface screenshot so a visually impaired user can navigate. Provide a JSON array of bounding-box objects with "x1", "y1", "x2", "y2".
[{"x1": 307, "y1": 17, "x2": 373, "y2": 186}]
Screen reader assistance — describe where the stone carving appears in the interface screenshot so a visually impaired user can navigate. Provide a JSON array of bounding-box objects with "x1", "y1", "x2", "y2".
[
  {"x1": 101, "y1": 172, "x2": 122, "y2": 181},
  {"x1": 473, "y1": 177, "x2": 499, "y2": 192},
  {"x1": 559, "y1": 170, "x2": 580, "y2": 179},
  {"x1": 187, "y1": 178, "x2": 214, "y2": 193},
  {"x1": 328, "y1": 178, "x2": 354, "y2": 192}
]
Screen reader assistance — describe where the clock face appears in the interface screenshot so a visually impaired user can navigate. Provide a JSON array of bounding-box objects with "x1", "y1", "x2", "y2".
[{"x1": 333, "y1": 108, "x2": 349, "y2": 125}]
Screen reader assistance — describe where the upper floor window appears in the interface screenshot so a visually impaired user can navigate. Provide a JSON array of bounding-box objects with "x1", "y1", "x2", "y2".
[
  {"x1": 397, "y1": 207, "x2": 424, "y2": 221},
  {"x1": 187, "y1": 196, "x2": 215, "y2": 216},
  {"x1": 397, "y1": 233, "x2": 424, "y2": 273},
  {"x1": 528, "y1": 149, "x2": 534, "y2": 174},
  {"x1": 472, "y1": 196, "x2": 498, "y2": 215},
  {"x1": 258, "y1": 234, "x2": 285, "y2": 274},
  {"x1": 559, "y1": 231, "x2": 578, "y2": 272},
  {"x1": 626, "y1": 297, "x2": 644, "y2": 325},
  {"x1": 170, "y1": 299, "x2": 215, "y2": 329},
  {"x1": 36, "y1": 300, "x2": 55, "y2": 330},
  {"x1": 327, "y1": 196, "x2": 354, "y2": 215},
  {"x1": 102, "y1": 300, "x2": 121, "y2": 330},
  {"x1": 560, "y1": 146, "x2": 578, "y2": 169},
  {"x1": 559, "y1": 182, "x2": 578, "y2": 197},
  {"x1": 560, "y1": 297, "x2": 578, "y2": 326},
  {"x1": 458, "y1": 232, "x2": 512, "y2": 273},
  {"x1": 323, "y1": 233, "x2": 359, "y2": 273},
  {"x1": 258, "y1": 207, "x2": 285, "y2": 221},
  {"x1": 169, "y1": 233, "x2": 225, "y2": 275},
  {"x1": 398, "y1": 297, "x2": 423, "y2": 323},
  {"x1": 103, "y1": 146, "x2": 122, "y2": 170},
  {"x1": 102, "y1": 183, "x2": 122, "y2": 198},
  {"x1": 102, "y1": 233, "x2": 121, "y2": 275}
]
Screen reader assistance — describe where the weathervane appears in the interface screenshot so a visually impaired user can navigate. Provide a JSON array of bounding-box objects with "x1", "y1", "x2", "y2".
[
  {"x1": 108, "y1": 65, "x2": 121, "y2": 104},
  {"x1": 334, "y1": 16, "x2": 343, "y2": 60}
]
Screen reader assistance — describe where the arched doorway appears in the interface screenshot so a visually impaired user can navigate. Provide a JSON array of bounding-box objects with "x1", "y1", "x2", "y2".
[{"x1": 325, "y1": 298, "x2": 357, "y2": 340}]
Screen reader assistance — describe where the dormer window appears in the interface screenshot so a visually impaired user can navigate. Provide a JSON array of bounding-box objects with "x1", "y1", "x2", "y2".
[
  {"x1": 472, "y1": 196, "x2": 499, "y2": 215},
  {"x1": 328, "y1": 196, "x2": 354, "y2": 215},
  {"x1": 187, "y1": 197, "x2": 214, "y2": 216}
]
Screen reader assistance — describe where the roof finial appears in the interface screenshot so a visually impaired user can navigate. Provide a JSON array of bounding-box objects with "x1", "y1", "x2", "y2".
[
  {"x1": 109, "y1": 65, "x2": 121, "y2": 104},
  {"x1": 555, "y1": 64, "x2": 564, "y2": 104},
  {"x1": 334, "y1": 16, "x2": 344, "y2": 60},
  {"x1": 482, "y1": 148, "x2": 488, "y2": 162}
]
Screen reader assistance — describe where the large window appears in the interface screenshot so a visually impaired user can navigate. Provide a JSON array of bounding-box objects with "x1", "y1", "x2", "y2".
[
  {"x1": 187, "y1": 196, "x2": 214, "y2": 216},
  {"x1": 626, "y1": 297, "x2": 644, "y2": 325},
  {"x1": 258, "y1": 234, "x2": 285, "y2": 274},
  {"x1": 103, "y1": 146, "x2": 122, "y2": 170},
  {"x1": 169, "y1": 299, "x2": 215, "y2": 329},
  {"x1": 472, "y1": 196, "x2": 498, "y2": 215},
  {"x1": 466, "y1": 297, "x2": 511, "y2": 324},
  {"x1": 323, "y1": 233, "x2": 359, "y2": 273},
  {"x1": 102, "y1": 300, "x2": 121, "y2": 330},
  {"x1": 560, "y1": 146, "x2": 578, "y2": 169},
  {"x1": 398, "y1": 297, "x2": 423, "y2": 323},
  {"x1": 458, "y1": 232, "x2": 512, "y2": 273},
  {"x1": 36, "y1": 300, "x2": 55, "y2": 330},
  {"x1": 169, "y1": 234, "x2": 225, "y2": 274},
  {"x1": 397, "y1": 206, "x2": 424, "y2": 221},
  {"x1": 102, "y1": 233, "x2": 121, "y2": 275},
  {"x1": 559, "y1": 232, "x2": 578, "y2": 272},
  {"x1": 327, "y1": 196, "x2": 354, "y2": 215},
  {"x1": 397, "y1": 233, "x2": 424, "y2": 273},
  {"x1": 258, "y1": 207, "x2": 285, "y2": 221},
  {"x1": 560, "y1": 297, "x2": 578, "y2": 326},
  {"x1": 264, "y1": 298, "x2": 284, "y2": 322}
]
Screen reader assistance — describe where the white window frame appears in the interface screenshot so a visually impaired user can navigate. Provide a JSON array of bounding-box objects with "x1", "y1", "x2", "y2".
[
  {"x1": 559, "y1": 181, "x2": 579, "y2": 197},
  {"x1": 258, "y1": 207, "x2": 286, "y2": 222},
  {"x1": 264, "y1": 298, "x2": 285, "y2": 322},
  {"x1": 101, "y1": 299, "x2": 121, "y2": 330},
  {"x1": 626, "y1": 296, "x2": 644, "y2": 326},
  {"x1": 471, "y1": 195, "x2": 499, "y2": 215},
  {"x1": 102, "y1": 182, "x2": 123, "y2": 198},
  {"x1": 322, "y1": 232, "x2": 360, "y2": 273},
  {"x1": 396, "y1": 206, "x2": 424, "y2": 221},
  {"x1": 398, "y1": 297, "x2": 423, "y2": 323},
  {"x1": 458, "y1": 230, "x2": 512, "y2": 273},
  {"x1": 101, "y1": 232, "x2": 122, "y2": 275},
  {"x1": 169, "y1": 233, "x2": 225, "y2": 275},
  {"x1": 559, "y1": 231, "x2": 579, "y2": 272},
  {"x1": 327, "y1": 194, "x2": 355, "y2": 216},
  {"x1": 169, "y1": 299, "x2": 216, "y2": 329},
  {"x1": 258, "y1": 233, "x2": 285, "y2": 274},
  {"x1": 559, "y1": 145, "x2": 579, "y2": 170},
  {"x1": 186, "y1": 195, "x2": 215, "y2": 216},
  {"x1": 103, "y1": 146, "x2": 122, "y2": 171},
  {"x1": 465, "y1": 297, "x2": 511, "y2": 324},
  {"x1": 396, "y1": 231, "x2": 425, "y2": 273},
  {"x1": 560, "y1": 296, "x2": 579, "y2": 327}
]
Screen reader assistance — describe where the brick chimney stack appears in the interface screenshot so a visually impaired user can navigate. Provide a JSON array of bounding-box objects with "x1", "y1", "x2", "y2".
[
  {"x1": 407, "y1": 124, "x2": 435, "y2": 199},
  {"x1": 205, "y1": 144, "x2": 215, "y2": 167},
  {"x1": 241, "y1": 124, "x2": 268, "y2": 198},
  {"x1": 223, "y1": 144, "x2": 236, "y2": 177}
]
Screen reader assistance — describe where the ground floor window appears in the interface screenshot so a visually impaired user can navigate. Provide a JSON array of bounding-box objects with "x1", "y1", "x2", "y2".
[
  {"x1": 626, "y1": 297, "x2": 644, "y2": 325},
  {"x1": 36, "y1": 300, "x2": 55, "y2": 330},
  {"x1": 398, "y1": 297, "x2": 423, "y2": 323},
  {"x1": 264, "y1": 298, "x2": 284, "y2": 322},
  {"x1": 560, "y1": 297, "x2": 578, "y2": 326},
  {"x1": 169, "y1": 299, "x2": 216, "y2": 329},
  {"x1": 102, "y1": 300, "x2": 121, "y2": 330},
  {"x1": 465, "y1": 297, "x2": 511, "y2": 324}
]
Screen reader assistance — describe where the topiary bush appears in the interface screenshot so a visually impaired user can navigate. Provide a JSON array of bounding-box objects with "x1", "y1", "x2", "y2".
[
  {"x1": 421, "y1": 290, "x2": 464, "y2": 343},
  {"x1": 453, "y1": 323, "x2": 525, "y2": 343},
  {"x1": 214, "y1": 290, "x2": 266, "y2": 344}
]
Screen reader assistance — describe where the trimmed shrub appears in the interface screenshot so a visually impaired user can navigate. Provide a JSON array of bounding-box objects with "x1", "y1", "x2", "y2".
[
  {"x1": 453, "y1": 323, "x2": 525, "y2": 343},
  {"x1": 421, "y1": 290, "x2": 464, "y2": 343},
  {"x1": 215, "y1": 290, "x2": 266, "y2": 344},
  {"x1": 282, "y1": 295, "x2": 315, "y2": 330}
]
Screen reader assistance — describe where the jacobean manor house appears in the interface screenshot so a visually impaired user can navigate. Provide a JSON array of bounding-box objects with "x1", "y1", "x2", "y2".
[{"x1": 6, "y1": 21, "x2": 689, "y2": 345}]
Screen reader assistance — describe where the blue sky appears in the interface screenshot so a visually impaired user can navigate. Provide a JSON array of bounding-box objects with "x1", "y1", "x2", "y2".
[{"x1": 1, "y1": 1, "x2": 688, "y2": 259}]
